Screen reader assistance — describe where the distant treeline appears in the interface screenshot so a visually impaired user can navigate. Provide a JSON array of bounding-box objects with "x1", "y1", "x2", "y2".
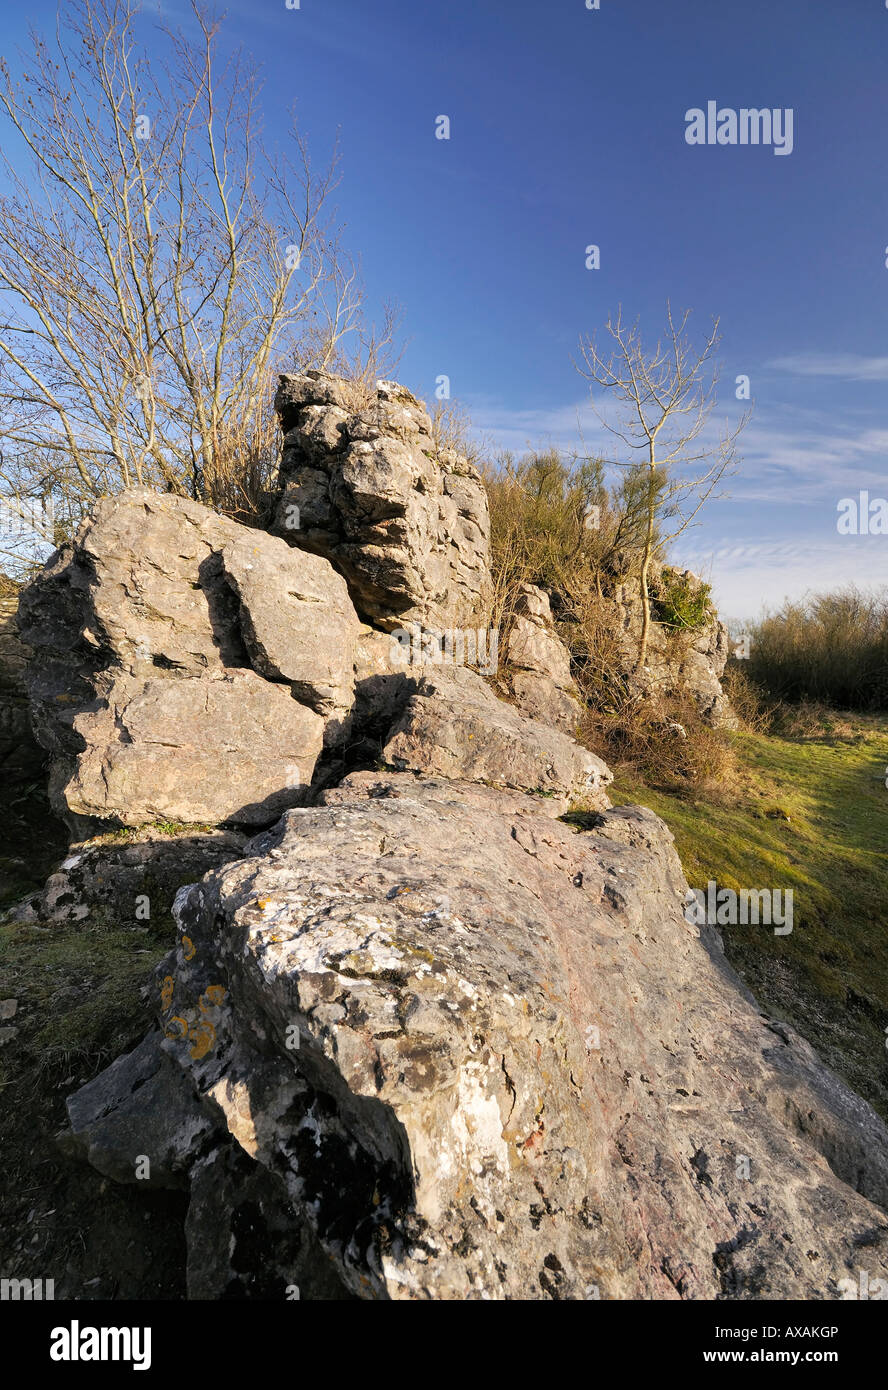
[{"x1": 743, "y1": 587, "x2": 888, "y2": 711}]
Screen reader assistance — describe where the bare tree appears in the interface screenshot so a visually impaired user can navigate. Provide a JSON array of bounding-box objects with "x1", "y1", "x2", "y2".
[
  {"x1": 577, "y1": 303, "x2": 748, "y2": 668},
  {"x1": 0, "y1": 0, "x2": 376, "y2": 534}
]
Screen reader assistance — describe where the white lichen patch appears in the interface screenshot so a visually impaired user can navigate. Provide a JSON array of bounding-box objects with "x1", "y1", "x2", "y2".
[
  {"x1": 451, "y1": 1061, "x2": 509, "y2": 1177},
  {"x1": 258, "y1": 913, "x2": 406, "y2": 978},
  {"x1": 296, "y1": 1102, "x2": 324, "y2": 1155},
  {"x1": 171, "y1": 883, "x2": 200, "y2": 926},
  {"x1": 381, "y1": 1255, "x2": 424, "y2": 1294}
]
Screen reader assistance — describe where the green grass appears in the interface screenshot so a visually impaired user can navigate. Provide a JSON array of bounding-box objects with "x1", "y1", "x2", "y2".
[
  {"x1": 0, "y1": 909, "x2": 187, "y2": 1298},
  {"x1": 609, "y1": 716, "x2": 888, "y2": 1118},
  {"x1": 0, "y1": 914, "x2": 165, "y2": 1079}
]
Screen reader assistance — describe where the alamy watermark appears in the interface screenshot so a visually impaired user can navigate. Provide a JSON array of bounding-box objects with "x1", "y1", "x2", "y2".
[
  {"x1": 684, "y1": 881, "x2": 793, "y2": 935},
  {"x1": 1, "y1": 1276, "x2": 54, "y2": 1300},
  {"x1": 685, "y1": 102, "x2": 794, "y2": 157},
  {"x1": 390, "y1": 626, "x2": 499, "y2": 676},
  {"x1": 837, "y1": 491, "x2": 888, "y2": 535},
  {"x1": 0, "y1": 496, "x2": 54, "y2": 540},
  {"x1": 837, "y1": 1269, "x2": 887, "y2": 1300},
  {"x1": 50, "y1": 1321, "x2": 151, "y2": 1370}
]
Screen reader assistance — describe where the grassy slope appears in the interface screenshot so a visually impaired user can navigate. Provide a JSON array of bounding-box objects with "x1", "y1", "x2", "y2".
[
  {"x1": 610, "y1": 716, "x2": 888, "y2": 1119},
  {"x1": 0, "y1": 904, "x2": 189, "y2": 1296},
  {"x1": 0, "y1": 802, "x2": 210, "y2": 1293}
]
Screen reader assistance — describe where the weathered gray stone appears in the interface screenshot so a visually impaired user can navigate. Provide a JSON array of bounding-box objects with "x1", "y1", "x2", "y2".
[
  {"x1": 7, "y1": 828, "x2": 247, "y2": 926},
  {"x1": 352, "y1": 626, "x2": 419, "y2": 730},
  {"x1": 383, "y1": 664, "x2": 611, "y2": 808},
  {"x1": 505, "y1": 584, "x2": 583, "y2": 735},
  {"x1": 60, "y1": 777, "x2": 888, "y2": 1299},
  {"x1": 270, "y1": 371, "x2": 491, "y2": 634},
  {"x1": 508, "y1": 670, "x2": 581, "y2": 736},
  {"x1": 62, "y1": 670, "x2": 324, "y2": 828},
  {"x1": 220, "y1": 529, "x2": 360, "y2": 726},
  {"x1": 607, "y1": 562, "x2": 736, "y2": 728},
  {"x1": 17, "y1": 490, "x2": 360, "y2": 829},
  {"x1": 59, "y1": 1032, "x2": 217, "y2": 1188},
  {"x1": 699, "y1": 924, "x2": 888, "y2": 1214},
  {"x1": 185, "y1": 1142, "x2": 353, "y2": 1300},
  {"x1": 507, "y1": 584, "x2": 574, "y2": 688}
]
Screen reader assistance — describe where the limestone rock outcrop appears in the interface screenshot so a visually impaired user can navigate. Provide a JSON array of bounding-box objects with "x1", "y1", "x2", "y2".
[
  {"x1": 383, "y1": 665, "x2": 610, "y2": 810},
  {"x1": 606, "y1": 563, "x2": 736, "y2": 728},
  {"x1": 505, "y1": 583, "x2": 583, "y2": 735},
  {"x1": 14, "y1": 383, "x2": 883, "y2": 1304},
  {"x1": 270, "y1": 371, "x2": 491, "y2": 633},
  {"x1": 60, "y1": 774, "x2": 888, "y2": 1299},
  {"x1": 17, "y1": 490, "x2": 362, "y2": 831}
]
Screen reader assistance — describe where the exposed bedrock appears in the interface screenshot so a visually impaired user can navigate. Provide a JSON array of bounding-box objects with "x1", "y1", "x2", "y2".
[{"x1": 60, "y1": 775, "x2": 888, "y2": 1300}]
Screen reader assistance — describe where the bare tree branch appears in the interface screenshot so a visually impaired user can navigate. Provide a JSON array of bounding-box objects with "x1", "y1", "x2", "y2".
[
  {"x1": 576, "y1": 302, "x2": 749, "y2": 667},
  {"x1": 0, "y1": 0, "x2": 390, "y2": 547}
]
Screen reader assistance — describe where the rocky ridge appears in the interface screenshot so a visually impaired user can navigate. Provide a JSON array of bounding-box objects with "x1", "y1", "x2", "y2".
[
  {"x1": 9, "y1": 373, "x2": 887, "y2": 1300},
  {"x1": 59, "y1": 775, "x2": 888, "y2": 1299},
  {"x1": 609, "y1": 562, "x2": 736, "y2": 728}
]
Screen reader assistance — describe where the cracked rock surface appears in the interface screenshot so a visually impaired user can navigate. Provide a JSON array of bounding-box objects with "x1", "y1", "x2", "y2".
[
  {"x1": 270, "y1": 371, "x2": 491, "y2": 633},
  {"x1": 17, "y1": 490, "x2": 361, "y2": 831},
  {"x1": 383, "y1": 665, "x2": 611, "y2": 808},
  {"x1": 61, "y1": 774, "x2": 888, "y2": 1299},
  {"x1": 608, "y1": 562, "x2": 737, "y2": 729},
  {"x1": 505, "y1": 583, "x2": 584, "y2": 735}
]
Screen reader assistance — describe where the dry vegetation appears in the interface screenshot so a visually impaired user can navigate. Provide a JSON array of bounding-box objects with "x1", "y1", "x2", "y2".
[
  {"x1": 481, "y1": 445, "x2": 739, "y2": 797},
  {"x1": 742, "y1": 587, "x2": 888, "y2": 712},
  {"x1": 0, "y1": 0, "x2": 402, "y2": 570}
]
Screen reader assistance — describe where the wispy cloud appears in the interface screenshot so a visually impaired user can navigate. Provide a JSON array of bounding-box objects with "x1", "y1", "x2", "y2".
[
  {"x1": 467, "y1": 396, "x2": 610, "y2": 458},
  {"x1": 768, "y1": 353, "x2": 888, "y2": 381},
  {"x1": 670, "y1": 536, "x2": 888, "y2": 624},
  {"x1": 471, "y1": 393, "x2": 888, "y2": 503},
  {"x1": 734, "y1": 417, "x2": 888, "y2": 501}
]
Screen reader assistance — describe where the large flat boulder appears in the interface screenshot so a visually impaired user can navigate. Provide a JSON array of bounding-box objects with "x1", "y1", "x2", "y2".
[
  {"x1": 17, "y1": 490, "x2": 361, "y2": 830},
  {"x1": 220, "y1": 530, "x2": 360, "y2": 727},
  {"x1": 59, "y1": 777, "x2": 888, "y2": 1299},
  {"x1": 383, "y1": 665, "x2": 611, "y2": 808},
  {"x1": 63, "y1": 671, "x2": 324, "y2": 827}
]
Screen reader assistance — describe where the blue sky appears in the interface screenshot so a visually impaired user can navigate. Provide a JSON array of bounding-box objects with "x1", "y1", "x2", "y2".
[{"x1": 4, "y1": 0, "x2": 887, "y2": 621}]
